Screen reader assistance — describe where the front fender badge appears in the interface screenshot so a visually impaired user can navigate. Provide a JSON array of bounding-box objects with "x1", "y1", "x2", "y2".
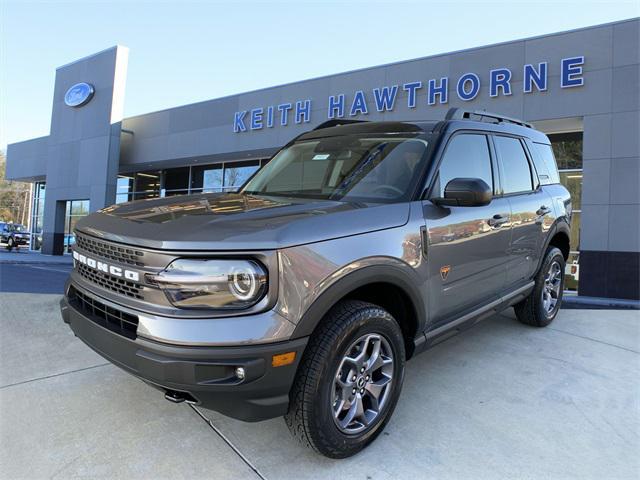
[{"x1": 440, "y1": 265, "x2": 451, "y2": 281}]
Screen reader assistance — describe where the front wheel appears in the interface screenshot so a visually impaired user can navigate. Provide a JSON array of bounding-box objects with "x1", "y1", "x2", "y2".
[
  {"x1": 515, "y1": 246, "x2": 565, "y2": 327},
  {"x1": 285, "y1": 300, "x2": 406, "y2": 458},
  {"x1": 6, "y1": 238, "x2": 14, "y2": 251}
]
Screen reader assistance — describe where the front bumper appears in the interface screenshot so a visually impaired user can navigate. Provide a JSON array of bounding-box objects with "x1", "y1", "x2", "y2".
[{"x1": 60, "y1": 295, "x2": 308, "y2": 422}]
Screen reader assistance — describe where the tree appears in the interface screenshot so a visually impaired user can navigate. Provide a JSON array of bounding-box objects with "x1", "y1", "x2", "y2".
[{"x1": 0, "y1": 151, "x2": 31, "y2": 225}]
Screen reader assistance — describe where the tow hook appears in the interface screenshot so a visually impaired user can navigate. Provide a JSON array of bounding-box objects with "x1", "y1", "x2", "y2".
[{"x1": 164, "y1": 390, "x2": 197, "y2": 404}]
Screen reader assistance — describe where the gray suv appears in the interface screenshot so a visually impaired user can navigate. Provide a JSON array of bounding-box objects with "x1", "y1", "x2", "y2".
[{"x1": 61, "y1": 109, "x2": 571, "y2": 458}]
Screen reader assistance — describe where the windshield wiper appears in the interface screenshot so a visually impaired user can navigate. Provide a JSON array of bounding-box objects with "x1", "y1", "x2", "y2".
[{"x1": 330, "y1": 143, "x2": 387, "y2": 199}]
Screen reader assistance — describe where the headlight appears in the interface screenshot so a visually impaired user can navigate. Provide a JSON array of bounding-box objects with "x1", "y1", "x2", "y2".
[{"x1": 148, "y1": 259, "x2": 268, "y2": 310}]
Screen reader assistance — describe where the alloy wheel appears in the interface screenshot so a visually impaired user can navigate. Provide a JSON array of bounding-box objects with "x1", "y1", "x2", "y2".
[
  {"x1": 542, "y1": 260, "x2": 562, "y2": 315},
  {"x1": 331, "y1": 333, "x2": 394, "y2": 435}
]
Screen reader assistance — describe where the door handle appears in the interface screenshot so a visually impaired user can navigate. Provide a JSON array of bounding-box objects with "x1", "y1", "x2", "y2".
[
  {"x1": 536, "y1": 205, "x2": 552, "y2": 216},
  {"x1": 488, "y1": 214, "x2": 509, "y2": 227}
]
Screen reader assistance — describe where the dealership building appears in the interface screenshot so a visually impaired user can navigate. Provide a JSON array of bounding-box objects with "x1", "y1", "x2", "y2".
[{"x1": 5, "y1": 18, "x2": 639, "y2": 299}]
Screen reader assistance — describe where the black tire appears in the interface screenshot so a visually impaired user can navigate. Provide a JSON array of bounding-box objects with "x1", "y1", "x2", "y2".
[
  {"x1": 285, "y1": 300, "x2": 406, "y2": 458},
  {"x1": 515, "y1": 246, "x2": 565, "y2": 327},
  {"x1": 6, "y1": 238, "x2": 14, "y2": 251}
]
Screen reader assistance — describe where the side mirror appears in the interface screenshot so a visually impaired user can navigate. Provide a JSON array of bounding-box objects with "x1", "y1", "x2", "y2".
[{"x1": 433, "y1": 178, "x2": 492, "y2": 207}]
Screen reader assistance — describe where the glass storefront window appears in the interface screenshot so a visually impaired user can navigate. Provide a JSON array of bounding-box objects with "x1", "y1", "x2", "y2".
[
  {"x1": 164, "y1": 167, "x2": 190, "y2": 196},
  {"x1": 30, "y1": 182, "x2": 46, "y2": 250},
  {"x1": 223, "y1": 160, "x2": 260, "y2": 191},
  {"x1": 191, "y1": 165, "x2": 223, "y2": 193},
  {"x1": 549, "y1": 132, "x2": 583, "y2": 292},
  {"x1": 64, "y1": 199, "x2": 89, "y2": 254},
  {"x1": 549, "y1": 132, "x2": 582, "y2": 170},
  {"x1": 116, "y1": 176, "x2": 133, "y2": 204},
  {"x1": 119, "y1": 159, "x2": 266, "y2": 201},
  {"x1": 559, "y1": 171, "x2": 583, "y2": 210},
  {"x1": 133, "y1": 171, "x2": 161, "y2": 200}
]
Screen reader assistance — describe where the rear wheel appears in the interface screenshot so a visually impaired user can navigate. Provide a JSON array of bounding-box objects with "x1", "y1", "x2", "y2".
[
  {"x1": 285, "y1": 300, "x2": 405, "y2": 458},
  {"x1": 515, "y1": 246, "x2": 565, "y2": 327}
]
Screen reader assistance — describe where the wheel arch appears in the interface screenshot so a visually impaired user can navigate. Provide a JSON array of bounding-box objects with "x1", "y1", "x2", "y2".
[
  {"x1": 291, "y1": 265, "x2": 426, "y2": 359},
  {"x1": 546, "y1": 220, "x2": 571, "y2": 257}
]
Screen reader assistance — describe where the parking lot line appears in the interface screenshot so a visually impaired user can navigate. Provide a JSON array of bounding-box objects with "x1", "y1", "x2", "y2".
[{"x1": 191, "y1": 405, "x2": 267, "y2": 480}]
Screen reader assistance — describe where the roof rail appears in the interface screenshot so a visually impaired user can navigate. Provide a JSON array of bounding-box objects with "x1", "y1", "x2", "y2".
[
  {"x1": 445, "y1": 108, "x2": 532, "y2": 128},
  {"x1": 312, "y1": 119, "x2": 369, "y2": 130}
]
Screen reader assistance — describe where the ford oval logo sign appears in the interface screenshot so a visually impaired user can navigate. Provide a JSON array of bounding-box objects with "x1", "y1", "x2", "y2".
[{"x1": 64, "y1": 82, "x2": 95, "y2": 107}]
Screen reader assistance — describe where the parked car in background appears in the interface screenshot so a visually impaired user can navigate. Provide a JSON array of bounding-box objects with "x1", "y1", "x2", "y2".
[{"x1": 0, "y1": 222, "x2": 30, "y2": 251}]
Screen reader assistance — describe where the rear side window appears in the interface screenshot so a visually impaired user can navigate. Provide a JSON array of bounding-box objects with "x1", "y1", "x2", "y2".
[
  {"x1": 531, "y1": 142, "x2": 561, "y2": 184},
  {"x1": 494, "y1": 136, "x2": 533, "y2": 194},
  {"x1": 435, "y1": 133, "x2": 494, "y2": 197}
]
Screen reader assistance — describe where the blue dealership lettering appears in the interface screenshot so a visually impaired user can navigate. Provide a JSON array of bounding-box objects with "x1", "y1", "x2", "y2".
[
  {"x1": 278, "y1": 103, "x2": 292, "y2": 126},
  {"x1": 403, "y1": 81, "x2": 422, "y2": 108},
  {"x1": 266, "y1": 106, "x2": 275, "y2": 128},
  {"x1": 524, "y1": 62, "x2": 548, "y2": 93},
  {"x1": 457, "y1": 73, "x2": 480, "y2": 101},
  {"x1": 561, "y1": 56, "x2": 585, "y2": 88},
  {"x1": 295, "y1": 100, "x2": 311, "y2": 124},
  {"x1": 232, "y1": 55, "x2": 585, "y2": 132},
  {"x1": 328, "y1": 94, "x2": 345, "y2": 118},
  {"x1": 233, "y1": 111, "x2": 247, "y2": 132},
  {"x1": 251, "y1": 108, "x2": 264, "y2": 130},
  {"x1": 428, "y1": 78, "x2": 448, "y2": 105},
  {"x1": 489, "y1": 69, "x2": 512, "y2": 97},
  {"x1": 350, "y1": 90, "x2": 368, "y2": 116},
  {"x1": 373, "y1": 85, "x2": 398, "y2": 112}
]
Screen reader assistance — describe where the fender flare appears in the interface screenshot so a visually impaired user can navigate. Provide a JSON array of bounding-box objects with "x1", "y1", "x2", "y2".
[
  {"x1": 538, "y1": 218, "x2": 571, "y2": 273},
  {"x1": 290, "y1": 263, "x2": 427, "y2": 340}
]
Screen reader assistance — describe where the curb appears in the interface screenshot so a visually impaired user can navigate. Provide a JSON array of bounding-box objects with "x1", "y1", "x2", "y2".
[{"x1": 562, "y1": 294, "x2": 640, "y2": 310}]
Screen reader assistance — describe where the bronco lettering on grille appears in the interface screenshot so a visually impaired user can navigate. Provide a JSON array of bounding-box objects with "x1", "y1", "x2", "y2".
[{"x1": 72, "y1": 250, "x2": 140, "y2": 282}]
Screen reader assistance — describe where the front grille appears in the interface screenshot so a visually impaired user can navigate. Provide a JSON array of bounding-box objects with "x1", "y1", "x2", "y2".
[
  {"x1": 69, "y1": 286, "x2": 139, "y2": 339},
  {"x1": 75, "y1": 232, "x2": 145, "y2": 267},
  {"x1": 76, "y1": 263, "x2": 143, "y2": 300}
]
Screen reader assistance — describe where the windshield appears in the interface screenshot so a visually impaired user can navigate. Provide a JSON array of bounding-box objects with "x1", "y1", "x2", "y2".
[
  {"x1": 243, "y1": 134, "x2": 429, "y2": 203},
  {"x1": 12, "y1": 224, "x2": 26, "y2": 232}
]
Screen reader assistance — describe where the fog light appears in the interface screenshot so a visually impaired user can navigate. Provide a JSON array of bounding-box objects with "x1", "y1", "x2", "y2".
[{"x1": 235, "y1": 367, "x2": 246, "y2": 380}]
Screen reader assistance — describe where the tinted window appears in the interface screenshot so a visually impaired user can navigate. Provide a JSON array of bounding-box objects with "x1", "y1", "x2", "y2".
[
  {"x1": 436, "y1": 134, "x2": 493, "y2": 197},
  {"x1": 494, "y1": 136, "x2": 533, "y2": 194},
  {"x1": 531, "y1": 143, "x2": 561, "y2": 184}
]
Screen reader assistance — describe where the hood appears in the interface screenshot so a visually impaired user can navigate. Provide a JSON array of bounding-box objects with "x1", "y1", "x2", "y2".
[{"x1": 76, "y1": 192, "x2": 410, "y2": 250}]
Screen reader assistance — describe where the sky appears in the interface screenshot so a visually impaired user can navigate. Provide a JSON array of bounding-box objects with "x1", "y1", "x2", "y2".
[{"x1": 1, "y1": 0, "x2": 638, "y2": 150}]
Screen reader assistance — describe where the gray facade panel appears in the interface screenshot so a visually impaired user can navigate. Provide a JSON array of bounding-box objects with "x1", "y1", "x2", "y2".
[
  {"x1": 611, "y1": 65, "x2": 640, "y2": 113},
  {"x1": 609, "y1": 157, "x2": 640, "y2": 205},
  {"x1": 611, "y1": 110, "x2": 640, "y2": 158},
  {"x1": 5, "y1": 137, "x2": 48, "y2": 181},
  {"x1": 580, "y1": 204, "x2": 610, "y2": 251},
  {"x1": 582, "y1": 159, "x2": 611, "y2": 206},
  {"x1": 523, "y1": 68, "x2": 612, "y2": 120},
  {"x1": 449, "y1": 41, "x2": 525, "y2": 82},
  {"x1": 582, "y1": 114, "x2": 611, "y2": 160},
  {"x1": 608, "y1": 204, "x2": 640, "y2": 252},
  {"x1": 613, "y1": 20, "x2": 640, "y2": 67},
  {"x1": 524, "y1": 25, "x2": 612, "y2": 72}
]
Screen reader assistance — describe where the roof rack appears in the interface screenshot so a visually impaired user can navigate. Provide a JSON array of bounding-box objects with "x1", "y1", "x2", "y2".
[
  {"x1": 445, "y1": 108, "x2": 532, "y2": 128},
  {"x1": 313, "y1": 119, "x2": 369, "y2": 130}
]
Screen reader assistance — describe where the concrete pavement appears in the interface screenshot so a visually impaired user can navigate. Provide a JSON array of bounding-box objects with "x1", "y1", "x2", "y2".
[{"x1": 1, "y1": 292, "x2": 638, "y2": 479}]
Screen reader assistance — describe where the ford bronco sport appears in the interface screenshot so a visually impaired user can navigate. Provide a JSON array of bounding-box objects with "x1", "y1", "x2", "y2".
[{"x1": 61, "y1": 108, "x2": 571, "y2": 458}]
